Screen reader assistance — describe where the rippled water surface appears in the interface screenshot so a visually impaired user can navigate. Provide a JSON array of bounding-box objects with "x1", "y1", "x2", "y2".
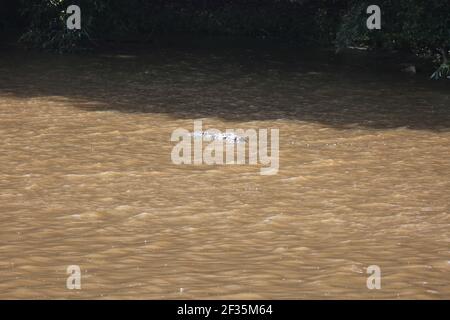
[{"x1": 0, "y1": 45, "x2": 449, "y2": 299}]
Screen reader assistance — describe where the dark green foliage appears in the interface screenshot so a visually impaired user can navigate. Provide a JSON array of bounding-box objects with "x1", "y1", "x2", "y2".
[
  {"x1": 12, "y1": 0, "x2": 348, "y2": 49},
  {"x1": 431, "y1": 61, "x2": 450, "y2": 80},
  {"x1": 336, "y1": 0, "x2": 450, "y2": 78},
  {"x1": 18, "y1": 0, "x2": 95, "y2": 52},
  {"x1": 338, "y1": 0, "x2": 450, "y2": 50},
  {"x1": 5, "y1": 0, "x2": 450, "y2": 77}
]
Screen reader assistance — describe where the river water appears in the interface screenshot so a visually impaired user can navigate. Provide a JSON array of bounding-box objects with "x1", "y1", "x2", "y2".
[{"x1": 0, "y1": 44, "x2": 449, "y2": 299}]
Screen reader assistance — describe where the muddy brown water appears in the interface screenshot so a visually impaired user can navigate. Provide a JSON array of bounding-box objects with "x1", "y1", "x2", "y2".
[{"x1": 0, "y1": 45, "x2": 449, "y2": 299}]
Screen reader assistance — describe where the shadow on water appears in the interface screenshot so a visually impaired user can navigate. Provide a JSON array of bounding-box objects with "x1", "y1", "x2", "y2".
[{"x1": 1, "y1": 42, "x2": 449, "y2": 131}]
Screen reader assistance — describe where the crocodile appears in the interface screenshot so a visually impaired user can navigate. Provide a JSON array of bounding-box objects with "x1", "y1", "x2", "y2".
[{"x1": 188, "y1": 131, "x2": 248, "y2": 143}]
